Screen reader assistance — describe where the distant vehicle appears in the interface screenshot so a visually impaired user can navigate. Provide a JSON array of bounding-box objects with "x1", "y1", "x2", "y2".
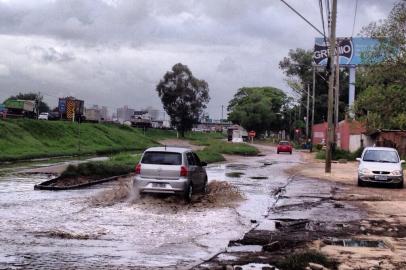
[
  {"x1": 4, "y1": 99, "x2": 36, "y2": 118},
  {"x1": 357, "y1": 147, "x2": 404, "y2": 188},
  {"x1": 131, "y1": 110, "x2": 152, "y2": 128},
  {"x1": 38, "y1": 112, "x2": 49, "y2": 120},
  {"x1": 277, "y1": 141, "x2": 292, "y2": 154},
  {"x1": 134, "y1": 147, "x2": 208, "y2": 202}
]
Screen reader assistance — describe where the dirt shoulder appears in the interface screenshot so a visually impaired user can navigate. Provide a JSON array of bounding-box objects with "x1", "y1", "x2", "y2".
[{"x1": 289, "y1": 152, "x2": 406, "y2": 269}]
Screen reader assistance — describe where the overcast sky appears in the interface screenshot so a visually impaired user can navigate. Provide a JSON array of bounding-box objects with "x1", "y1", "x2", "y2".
[{"x1": 0, "y1": 0, "x2": 397, "y2": 119}]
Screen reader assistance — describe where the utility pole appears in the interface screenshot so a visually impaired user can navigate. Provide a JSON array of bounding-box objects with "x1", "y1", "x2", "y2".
[
  {"x1": 335, "y1": 51, "x2": 340, "y2": 129},
  {"x1": 325, "y1": 0, "x2": 337, "y2": 173},
  {"x1": 306, "y1": 84, "x2": 310, "y2": 139},
  {"x1": 311, "y1": 67, "x2": 316, "y2": 152}
]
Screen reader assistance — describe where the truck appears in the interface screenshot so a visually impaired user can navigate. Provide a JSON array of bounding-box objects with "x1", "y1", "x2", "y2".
[
  {"x1": 58, "y1": 97, "x2": 84, "y2": 121},
  {"x1": 0, "y1": 104, "x2": 7, "y2": 118},
  {"x1": 131, "y1": 111, "x2": 152, "y2": 128},
  {"x1": 3, "y1": 99, "x2": 36, "y2": 118}
]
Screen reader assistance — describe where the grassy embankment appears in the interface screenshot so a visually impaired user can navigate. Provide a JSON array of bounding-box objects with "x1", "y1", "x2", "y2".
[
  {"x1": 0, "y1": 119, "x2": 157, "y2": 162},
  {"x1": 0, "y1": 119, "x2": 258, "y2": 177},
  {"x1": 61, "y1": 130, "x2": 259, "y2": 178}
]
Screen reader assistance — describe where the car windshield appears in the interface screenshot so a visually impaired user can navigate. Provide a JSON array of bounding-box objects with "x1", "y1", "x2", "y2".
[
  {"x1": 141, "y1": 151, "x2": 182, "y2": 165},
  {"x1": 279, "y1": 141, "x2": 289, "y2": 145},
  {"x1": 362, "y1": 150, "x2": 399, "y2": 163}
]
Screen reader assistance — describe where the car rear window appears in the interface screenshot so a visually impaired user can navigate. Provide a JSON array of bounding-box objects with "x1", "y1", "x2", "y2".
[
  {"x1": 141, "y1": 151, "x2": 182, "y2": 165},
  {"x1": 279, "y1": 141, "x2": 289, "y2": 145}
]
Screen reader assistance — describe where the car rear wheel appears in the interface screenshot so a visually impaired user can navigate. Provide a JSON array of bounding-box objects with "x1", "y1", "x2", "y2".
[
  {"x1": 290, "y1": 151, "x2": 292, "y2": 155},
  {"x1": 183, "y1": 183, "x2": 193, "y2": 202},
  {"x1": 277, "y1": 151, "x2": 279, "y2": 154}
]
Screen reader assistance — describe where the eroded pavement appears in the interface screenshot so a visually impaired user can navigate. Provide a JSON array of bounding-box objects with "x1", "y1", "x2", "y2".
[{"x1": 1, "y1": 145, "x2": 403, "y2": 269}]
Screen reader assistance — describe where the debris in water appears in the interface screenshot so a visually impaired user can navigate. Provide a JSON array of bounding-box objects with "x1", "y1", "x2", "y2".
[
  {"x1": 250, "y1": 176, "x2": 268, "y2": 180},
  {"x1": 34, "y1": 229, "x2": 106, "y2": 240},
  {"x1": 226, "y1": 172, "x2": 245, "y2": 178}
]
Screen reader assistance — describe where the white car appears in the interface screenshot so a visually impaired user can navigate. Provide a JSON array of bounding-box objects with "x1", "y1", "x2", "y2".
[
  {"x1": 357, "y1": 147, "x2": 405, "y2": 188},
  {"x1": 38, "y1": 112, "x2": 49, "y2": 120}
]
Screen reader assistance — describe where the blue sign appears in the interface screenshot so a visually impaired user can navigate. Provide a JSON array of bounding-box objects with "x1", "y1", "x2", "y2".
[
  {"x1": 314, "y1": 37, "x2": 379, "y2": 66},
  {"x1": 58, "y1": 99, "x2": 66, "y2": 113}
]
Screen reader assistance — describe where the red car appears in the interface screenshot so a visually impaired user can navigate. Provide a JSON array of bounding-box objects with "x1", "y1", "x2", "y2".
[{"x1": 277, "y1": 141, "x2": 292, "y2": 154}]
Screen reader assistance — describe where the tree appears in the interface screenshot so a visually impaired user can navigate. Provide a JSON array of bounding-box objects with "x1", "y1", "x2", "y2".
[
  {"x1": 227, "y1": 87, "x2": 287, "y2": 136},
  {"x1": 279, "y1": 48, "x2": 349, "y2": 126},
  {"x1": 156, "y1": 63, "x2": 210, "y2": 137},
  {"x1": 4, "y1": 92, "x2": 50, "y2": 113},
  {"x1": 355, "y1": 1, "x2": 406, "y2": 129}
]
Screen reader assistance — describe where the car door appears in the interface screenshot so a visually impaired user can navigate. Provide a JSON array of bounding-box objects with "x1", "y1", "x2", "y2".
[
  {"x1": 186, "y1": 152, "x2": 199, "y2": 186},
  {"x1": 192, "y1": 152, "x2": 206, "y2": 189}
]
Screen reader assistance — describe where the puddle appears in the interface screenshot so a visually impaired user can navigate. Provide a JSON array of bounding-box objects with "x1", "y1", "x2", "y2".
[
  {"x1": 226, "y1": 164, "x2": 249, "y2": 170},
  {"x1": 226, "y1": 172, "x2": 245, "y2": 178},
  {"x1": 323, "y1": 238, "x2": 387, "y2": 248},
  {"x1": 227, "y1": 245, "x2": 263, "y2": 252},
  {"x1": 250, "y1": 176, "x2": 268, "y2": 180},
  {"x1": 233, "y1": 263, "x2": 278, "y2": 270}
]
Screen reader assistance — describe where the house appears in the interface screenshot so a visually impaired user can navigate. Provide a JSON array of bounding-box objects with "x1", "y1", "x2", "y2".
[
  {"x1": 312, "y1": 119, "x2": 367, "y2": 152},
  {"x1": 365, "y1": 130, "x2": 406, "y2": 157}
]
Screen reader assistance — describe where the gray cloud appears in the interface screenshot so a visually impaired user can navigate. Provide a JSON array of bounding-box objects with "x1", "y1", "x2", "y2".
[{"x1": 0, "y1": 0, "x2": 399, "y2": 119}]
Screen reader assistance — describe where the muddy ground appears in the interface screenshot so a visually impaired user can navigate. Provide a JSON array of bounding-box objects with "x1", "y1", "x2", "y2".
[{"x1": 196, "y1": 151, "x2": 406, "y2": 270}]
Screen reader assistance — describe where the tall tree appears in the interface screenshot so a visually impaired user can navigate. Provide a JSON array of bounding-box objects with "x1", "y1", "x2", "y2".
[
  {"x1": 279, "y1": 48, "x2": 349, "y2": 125},
  {"x1": 227, "y1": 87, "x2": 287, "y2": 136},
  {"x1": 156, "y1": 63, "x2": 210, "y2": 137},
  {"x1": 4, "y1": 92, "x2": 50, "y2": 113},
  {"x1": 355, "y1": 1, "x2": 406, "y2": 129}
]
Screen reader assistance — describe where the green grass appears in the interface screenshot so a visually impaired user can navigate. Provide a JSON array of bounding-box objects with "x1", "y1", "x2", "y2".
[
  {"x1": 191, "y1": 133, "x2": 259, "y2": 163},
  {"x1": 0, "y1": 119, "x2": 258, "y2": 165},
  {"x1": 61, "y1": 153, "x2": 140, "y2": 179},
  {"x1": 0, "y1": 119, "x2": 158, "y2": 161},
  {"x1": 276, "y1": 250, "x2": 338, "y2": 270}
]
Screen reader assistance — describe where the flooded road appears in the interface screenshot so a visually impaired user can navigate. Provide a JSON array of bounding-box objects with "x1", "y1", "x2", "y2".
[{"x1": 0, "y1": 145, "x2": 304, "y2": 269}]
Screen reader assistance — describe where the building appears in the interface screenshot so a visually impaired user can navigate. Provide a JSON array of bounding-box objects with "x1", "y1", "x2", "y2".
[
  {"x1": 100, "y1": 106, "x2": 109, "y2": 120},
  {"x1": 116, "y1": 106, "x2": 135, "y2": 123},
  {"x1": 84, "y1": 107, "x2": 101, "y2": 122},
  {"x1": 312, "y1": 119, "x2": 367, "y2": 152}
]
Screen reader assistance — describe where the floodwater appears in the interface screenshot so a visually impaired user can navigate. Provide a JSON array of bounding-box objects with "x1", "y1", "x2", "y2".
[{"x1": 0, "y1": 145, "x2": 303, "y2": 269}]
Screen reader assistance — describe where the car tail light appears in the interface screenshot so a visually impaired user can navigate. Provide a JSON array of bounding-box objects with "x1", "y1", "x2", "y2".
[
  {"x1": 135, "y1": 164, "x2": 141, "y2": 174},
  {"x1": 180, "y1": 166, "x2": 188, "y2": 177}
]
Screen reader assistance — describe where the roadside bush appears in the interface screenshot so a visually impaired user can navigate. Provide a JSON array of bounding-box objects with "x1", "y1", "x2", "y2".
[
  {"x1": 60, "y1": 153, "x2": 140, "y2": 179},
  {"x1": 316, "y1": 147, "x2": 364, "y2": 161},
  {"x1": 315, "y1": 144, "x2": 323, "y2": 151},
  {"x1": 276, "y1": 250, "x2": 338, "y2": 270}
]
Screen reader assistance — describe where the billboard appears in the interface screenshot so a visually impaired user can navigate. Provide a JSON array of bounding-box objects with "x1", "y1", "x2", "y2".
[
  {"x1": 313, "y1": 37, "x2": 379, "y2": 66},
  {"x1": 58, "y1": 98, "x2": 66, "y2": 113}
]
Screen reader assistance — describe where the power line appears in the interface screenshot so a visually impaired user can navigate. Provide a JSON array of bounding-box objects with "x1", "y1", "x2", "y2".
[
  {"x1": 351, "y1": 0, "x2": 358, "y2": 37},
  {"x1": 280, "y1": 0, "x2": 326, "y2": 38}
]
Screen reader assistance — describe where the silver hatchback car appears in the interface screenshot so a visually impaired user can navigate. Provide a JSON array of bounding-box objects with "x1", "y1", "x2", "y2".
[{"x1": 134, "y1": 147, "x2": 208, "y2": 201}]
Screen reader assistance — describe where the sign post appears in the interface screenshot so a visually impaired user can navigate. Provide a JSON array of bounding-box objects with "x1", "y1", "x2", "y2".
[{"x1": 248, "y1": 131, "x2": 256, "y2": 143}]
